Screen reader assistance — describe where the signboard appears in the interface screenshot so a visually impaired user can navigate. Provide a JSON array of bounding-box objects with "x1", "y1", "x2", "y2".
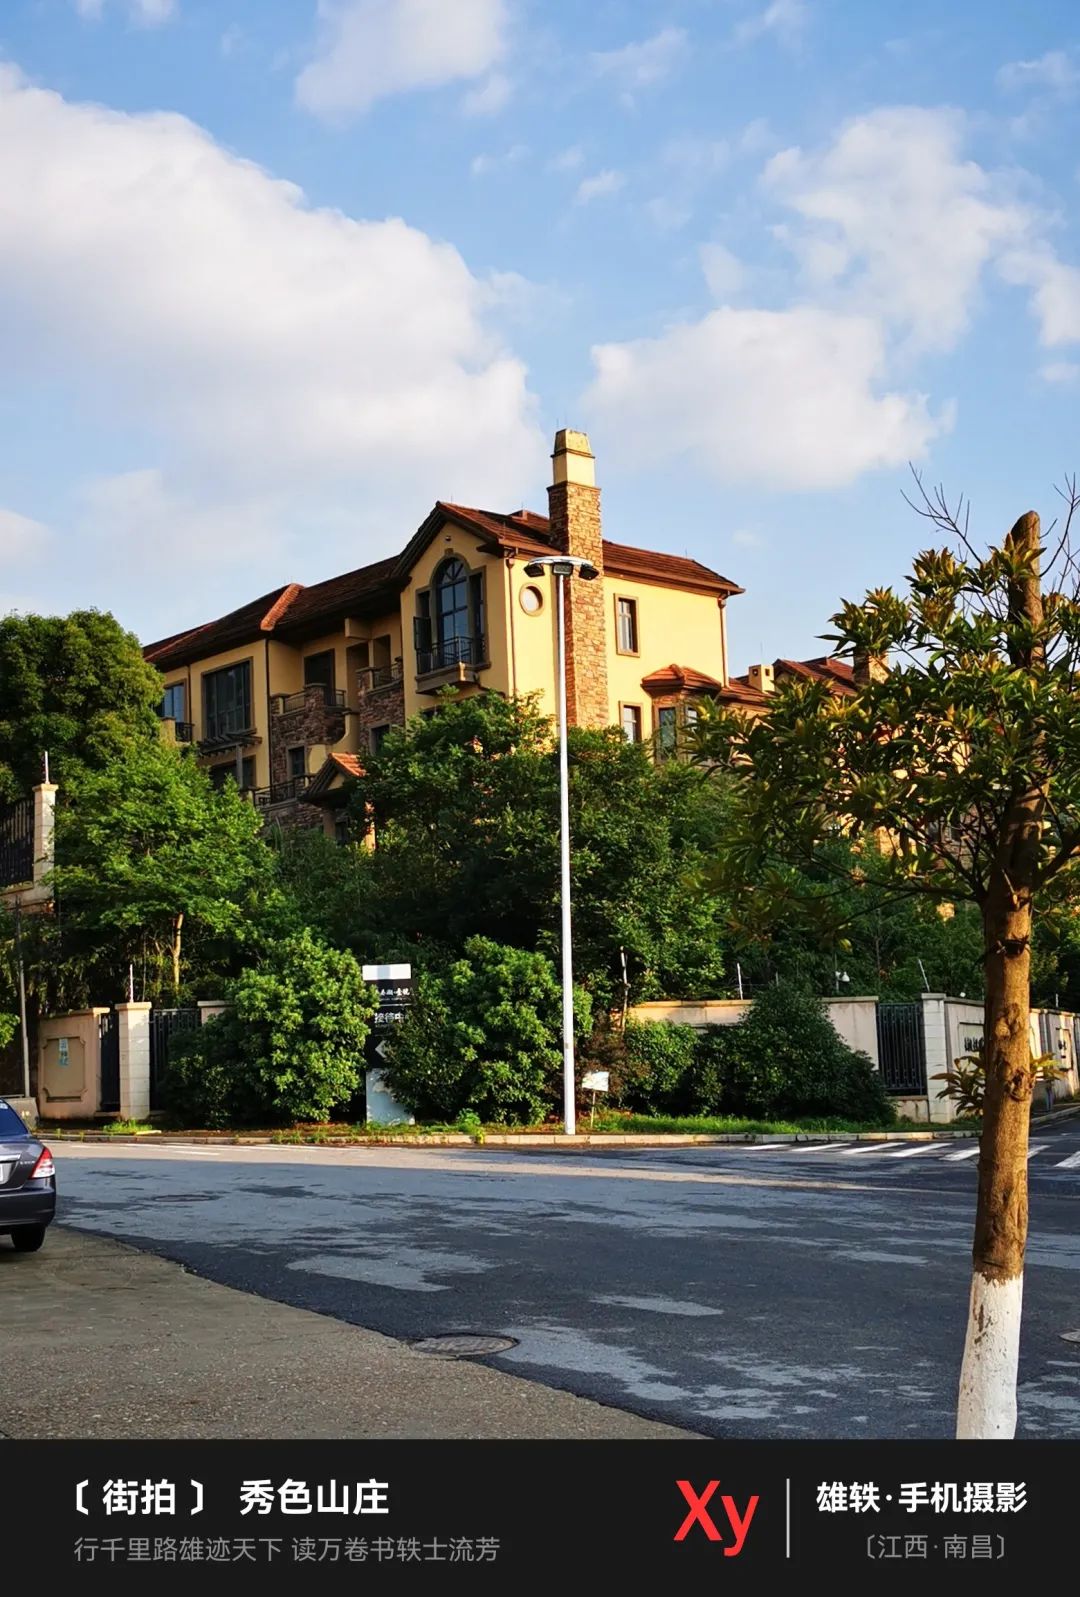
[
  {"x1": 582, "y1": 1070, "x2": 609, "y2": 1093},
  {"x1": 57, "y1": 1037, "x2": 70, "y2": 1069},
  {"x1": 362, "y1": 963, "x2": 413, "y2": 1029}
]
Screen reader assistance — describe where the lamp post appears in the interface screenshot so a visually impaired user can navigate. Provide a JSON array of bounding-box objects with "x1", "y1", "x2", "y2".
[{"x1": 524, "y1": 553, "x2": 599, "y2": 1136}]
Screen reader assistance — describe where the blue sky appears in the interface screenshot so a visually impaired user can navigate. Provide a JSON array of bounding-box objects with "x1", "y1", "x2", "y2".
[{"x1": 2, "y1": 1, "x2": 1080, "y2": 670}]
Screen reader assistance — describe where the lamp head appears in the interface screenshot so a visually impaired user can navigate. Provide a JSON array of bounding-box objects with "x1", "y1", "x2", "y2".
[{"x1": 523, "y1": 561, "x2": 544, "y2": 578}]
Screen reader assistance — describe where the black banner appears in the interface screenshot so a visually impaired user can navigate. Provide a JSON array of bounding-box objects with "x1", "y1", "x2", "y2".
[{"x1": 2, "y1": 1440, "x2": 1073, "y2": 1584}]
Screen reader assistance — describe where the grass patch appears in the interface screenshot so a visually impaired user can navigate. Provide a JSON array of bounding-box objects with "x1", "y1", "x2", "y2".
[
  {"x1": 101, "y1": 1119, "x2": 159, "y2": 1136},
  {"x1": 587, "y1": 1110, "x2": 894, "y2": 1136}
]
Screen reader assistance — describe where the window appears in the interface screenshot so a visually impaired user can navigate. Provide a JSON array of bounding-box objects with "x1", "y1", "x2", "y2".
[
  {"x1": 161, "y1": 682, "x2": 186, "y2": 722},
  {"x1": 621, "y1": 703, "x2": 643, "y2": 743},
  {"x1": 369, "y1": 724, "x2": 391, "y2": 755},
  {"x1": 616, "y1": 596, "x2": 639, "y2": 654},
  {"x1": 0, "y1": 1100, "x2": 27, "y2": 1137},
  {"x1": 210, "y1": 757, "x2": 255, "y2": 791},
  {"x1": 202, "y1": 661, "x2": 252, "y2": 741},
  {"x1": 334, "y1": 817, "x2": 350, "y2": 847},
  {"x1": 304, "y1": 650, "x2": 336, "y2": 704},
  {"x1": 288, "y1": 747, "x2": 306, "y2": 779},
  {"x1": 416, "y1": 559, "x2": 486, "y2": 670},
  {"x1": 657, "y1": 705, "x2": 677, "y2": 755},
  {"x1": 520, "y1": 584, "x2": 544, "y2": 615},
  {"x1": 437, "y1": 558, "x2": 471, "y2": 649},
  {"x1": 684, "y1": 705, "x2": 699, "y2": 729}
]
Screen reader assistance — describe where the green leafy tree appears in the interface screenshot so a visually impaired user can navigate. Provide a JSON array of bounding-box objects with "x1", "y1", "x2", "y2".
[
  {"x1": 164, "y1": 929, "x2": 378, "y2": 1126},
  {"x1": 693, "y1": 491, "x2": 1080, "y2": 1437},
  {"x1": 383, "y1": 936, "x2": 591, "y2": 1125},
  {"x1": 350, "y1": 692, "x2": 726, "y2": 1004},
  {"x1": 50, "y1": 741, "x2": 270, "y2": 1003},
  {"x1": 0, "y1": 611, "x2": 163, "y2": 801}
]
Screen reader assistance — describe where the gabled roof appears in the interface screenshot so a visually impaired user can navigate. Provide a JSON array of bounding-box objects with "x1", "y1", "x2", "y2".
[
  {"x1": 145, "y1": 584, "x2": 300, "y2": 670},
  {"x1": 730, "y1": 655, "x2": 856, "y2": 700},
  {"x1": 144, "y1": 500, "x2": 743, "y2": 670},
  {"x1": 641, "y1": 663, "x2": 726, "y2": 695},
  {"x1": 305, "y1": 750, "x2": 365, "y2": 805}
]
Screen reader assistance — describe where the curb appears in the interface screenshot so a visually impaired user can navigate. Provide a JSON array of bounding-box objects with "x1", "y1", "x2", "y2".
[{"x1": 41, "y1": 1127, "x2": 986, "y2": 1149}]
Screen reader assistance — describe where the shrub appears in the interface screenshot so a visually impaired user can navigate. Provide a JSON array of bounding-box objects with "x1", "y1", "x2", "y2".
[
  {"x1": 686, "y1": 982, "x2": 894, "y2": 1125},
  {"x1": 163, "y1": 930, "x2": 378, "y2": 1126},
  {"x1": 383, "y1": 937, "x2": 592, "y2": 1125},
  {"x1": 609, "y1": 1019, "x2": 697, "y2": 1113}
]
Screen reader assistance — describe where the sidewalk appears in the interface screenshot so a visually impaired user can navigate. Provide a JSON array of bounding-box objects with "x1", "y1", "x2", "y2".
[{"x1": 0, "y1": 1228, "x2": 694, "y2": 1441}]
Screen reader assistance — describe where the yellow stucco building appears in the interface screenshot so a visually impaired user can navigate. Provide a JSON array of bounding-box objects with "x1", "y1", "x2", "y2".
[{"x1": 144, "y1": 429, "x2": 747, "y2": 831}]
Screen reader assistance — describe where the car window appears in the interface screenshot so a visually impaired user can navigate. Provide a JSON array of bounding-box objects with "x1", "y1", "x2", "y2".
[{"x1": 0, "y1": 1100, "x2": 28, "y2": 1137}]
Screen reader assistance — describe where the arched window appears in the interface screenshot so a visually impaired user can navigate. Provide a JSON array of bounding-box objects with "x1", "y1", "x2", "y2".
[{"x1": 436, "y1": 558, "x2": 471, "y2": 648}]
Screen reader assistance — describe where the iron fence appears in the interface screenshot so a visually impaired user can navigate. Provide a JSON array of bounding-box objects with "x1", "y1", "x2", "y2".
[
  {"x1": 0, "y1": 797, "x2": 33, "y2": 889},
  {"x1": 875, "y1": 1001, "x2": 928, "y2": 1094},
  {"x1": 149, "y1": 1007, "x2": 199, "y2": 1110}
]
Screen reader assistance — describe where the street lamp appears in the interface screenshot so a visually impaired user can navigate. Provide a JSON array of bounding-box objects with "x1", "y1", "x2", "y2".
[{"x1": 523, "y1": 553, "x2": 600, "y2": 1135}]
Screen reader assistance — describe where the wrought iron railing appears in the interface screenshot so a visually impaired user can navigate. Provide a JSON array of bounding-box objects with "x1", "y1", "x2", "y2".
[
  {"x1": 174, "y1": 721, "x2": 194, "y2": 743},
  {"x1": 359, "y1": 659, "x2": 404, "y2": 694},
  {"x1": 0, "y1": 797, "x2": 33, "y2": 889},
  {"x1": 273, "y1": 687, "x2": 346, "y2": 714},
  {"x1": 252, "y1": 775, "x2": 313, "y2": 809},
  {"x1": 416, "y1": 635, "x2": 486, "y2": 676}
]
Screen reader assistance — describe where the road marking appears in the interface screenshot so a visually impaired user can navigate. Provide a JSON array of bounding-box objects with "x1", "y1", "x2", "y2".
[
  {"x1": 741, "y1": 1143, "x2": 789, "y2": 1152},
  {"x1": 880, "y1": 1143, "x2": 937, "y2": 1159},
  {"x1": 842, "y1": 1143, "x2": 900, "y2": 1156},
  {"x1": 1027, "y1": 1144, "x2": 1049, "y2": 1160},
  {"x1": 942, "y1": 1145, "x2": 981, "y2": 1161},
  {"x1": 1052, "y1": 1150, "x2": 1080, "y2": 1169},
  {"x1": 795, "y1": 1143, "x2": 851, "y2": 1153}
]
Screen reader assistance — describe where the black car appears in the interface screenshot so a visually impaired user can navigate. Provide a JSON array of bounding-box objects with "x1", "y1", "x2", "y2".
[{"x1": 0, "y1": 1098, "x2": 56, "y2": 1252}]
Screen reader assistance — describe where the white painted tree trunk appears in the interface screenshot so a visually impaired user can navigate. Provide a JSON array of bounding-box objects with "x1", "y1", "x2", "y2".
[{"x1": 956, "y1": 1272, "x2": 1023, "y2": 1438}]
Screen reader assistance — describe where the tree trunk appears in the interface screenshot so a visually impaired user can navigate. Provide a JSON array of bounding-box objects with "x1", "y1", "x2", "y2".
[
  {"x1": 171, "y1": 912, "x2": 184, "y2": 1004},
  {"x1": 957, "y1": 509, "x2": 1044, "y2": 1439},
  {"x1": 957, "y1": 889, "x2": 1033, "y2": 1437}
]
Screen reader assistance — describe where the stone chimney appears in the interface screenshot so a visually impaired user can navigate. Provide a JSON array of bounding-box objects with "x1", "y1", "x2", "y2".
[
  {"x1": 547, "y1": 429, "x2": 609, "y2": 728},
  {"x1": 852, "y1": 650, "x2": 889, "y2": 686},
  {"x1": 747, "y1": 663, "x2": 775, "y2": 695}
]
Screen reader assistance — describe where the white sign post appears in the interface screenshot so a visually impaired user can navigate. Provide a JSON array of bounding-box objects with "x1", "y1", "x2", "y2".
[
  {"x1": 362, "y1": 963, "x2": 414, "y2": 1125},
  {"x1": 581, "y1": 1069, "x2": 609, "y2": 1128}
]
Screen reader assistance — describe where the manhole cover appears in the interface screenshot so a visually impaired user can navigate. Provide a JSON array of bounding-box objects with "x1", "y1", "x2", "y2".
[
  {"x1": 411, "y1": 1335, "x2": 518, "y2": 1358},
  {"x1": 1060, "y1": 1329, "x2": 1080, "y2": 1344}
]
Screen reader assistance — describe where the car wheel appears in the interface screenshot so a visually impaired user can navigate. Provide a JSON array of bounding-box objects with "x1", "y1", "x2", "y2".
[{"x1": 10, "y1": 1226, "x2": 46, "y2": 1253}]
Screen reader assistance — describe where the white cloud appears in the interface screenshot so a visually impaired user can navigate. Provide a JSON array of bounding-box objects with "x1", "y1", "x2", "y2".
[
  {"x1": 548, "y1": 145, "x2": 584, "y2": 172},
  {"x1": 462, "y1": 71, "x2": 512, "y2": 116},
  {"x1": 0, "y1": 507, "x2": 48, "y2": 559},
  {"x1": 700, "y1": 242, "x2": 745, "y2": 298},
  {"x1": 296, "y1": 0, "x2": 508, "y2": 121},
  {"x1": 585, "y1": 305, "x2": 944, "y2": 490},
  {"x1": 0, "y1": 64, "x2": 544, "y2": 624},
  {"x1": 470, "y1": 143, "x2": 528, "y2": 176},
  {"x1": 575, "y1": 169, "x2": 625, "y2": 205},
  {"x1": 997, "y1": 50, "x2": 1080, "y2": 96},
  {"x1": 74, "y1": 0, "x2": 176, "y2": 23},
  {"x1": 591, "y1": 28, "x2": 687, "y2": 102},
  {"x1": 1039, "y1": 360, "x2": 1080, "y2": 384},
  {"x1": 998, "y1": 246, "x2": 1080, "y2": 346},
  {"x1": 731, "y1": 528, "x2": 762, "y2": 547},
  {"x1": 764, "y1": 107, "x2": 1028, "y2": 351},
  {"x1": 734, "y1": 0, "x2": 809, "y2": 48}
]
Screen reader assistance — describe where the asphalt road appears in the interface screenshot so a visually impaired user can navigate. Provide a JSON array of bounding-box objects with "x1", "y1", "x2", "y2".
[{"x1": 49, "y1": 1124, "x2": 1080, "y2": 1439}]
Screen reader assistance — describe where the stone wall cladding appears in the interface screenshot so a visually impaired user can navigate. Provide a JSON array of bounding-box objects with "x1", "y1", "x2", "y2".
[
  {"x1": 357, "y1": 678, "x2": 406, "y2": 752},
  {"x1": 269, "y1": 687, "x2": 347, "y2": 785},
  {"x1": 547, "y1": 480, "x2": 610, "y2": 730}
]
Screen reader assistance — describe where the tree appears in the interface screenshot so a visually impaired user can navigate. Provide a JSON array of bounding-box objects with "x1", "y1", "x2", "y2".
[
  {"x1": 0, "y1": 611, "x2": 163, "y2": 801},
  {"x1": 383, "y1": 936, "x2": 591, "y2": 1125},
  {"x1": 164, "y1": 929, "x2": 378, "y2": 1126},
  {"x1": 349, "y1": 691, "x2": 727, "y2": 1004},
  {"x1": 50, "y1": 741, "x2": 270, "y2": 1003},
  {"x1": 694, "y1": 487, "x2": 1080, "y2": 1438}
]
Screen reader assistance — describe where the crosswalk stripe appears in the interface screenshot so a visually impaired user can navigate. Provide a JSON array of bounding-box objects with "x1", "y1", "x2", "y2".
[
  {"x1": 943, "y1": 1145, "x2": 981, "y2": 1161},
  {"x1": 794, "y1": 1143, "x2": 849, "y2": 1153},
  {"x1": 742, "y1": 1143, "x2": 790, "y2": 1152},
  {"x1": 1027, "y1": 1144, "x2": 1049, "y2": 1160},
  {"x1": 1053, "y1": 1150, "x2": 1080, "y2": 1169},
  {"x1": 880, "y1": 1143, "x2": 937, "y2": 1159},
  {"x1": 841, "y1": 1143, "x2": 899, "y2": 1156}
]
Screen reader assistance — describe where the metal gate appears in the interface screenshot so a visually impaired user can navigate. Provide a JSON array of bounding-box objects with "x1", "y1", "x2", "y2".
[
  {"x1": 99, "y1": 1010, "x2": 120, "y2": 1113},
  {"x1": 875, "y1": 1002, "x2": 928, "y2": 1095},
  {"x1": 149, "y1": 1007, "x2": 198, "y2": 1111}
]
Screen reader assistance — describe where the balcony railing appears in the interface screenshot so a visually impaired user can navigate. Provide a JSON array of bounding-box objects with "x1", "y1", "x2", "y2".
[
  {"x1": 416, "y1": 635, "x2": 486, "y2": 677},
  {"x1": 174, "y1": 721, "x2": 194, "y2": 744},
  {"x1": 358, "y1": 659, "x2": 404, "y2": 694},
  {"x1": 199, "y1": 722, "x2": 258, "y2": 752},
  {"x1": 273, "y1": 687, "x2": 346, "y2": 715},
  {"x1": 252, "y1": 775, "x2": 313, "y2": 810}
]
